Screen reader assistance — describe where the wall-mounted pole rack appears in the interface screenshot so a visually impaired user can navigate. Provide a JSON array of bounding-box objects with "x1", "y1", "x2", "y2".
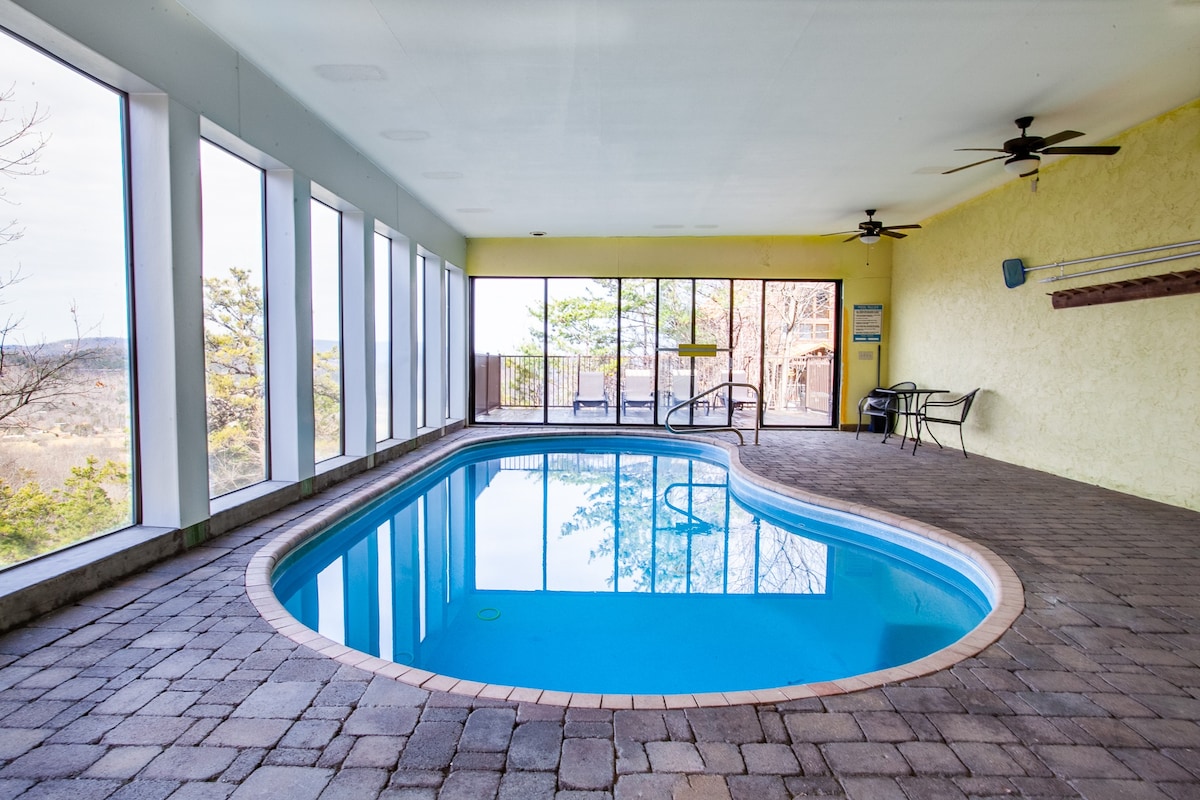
[
  {"x1": 1049, "y1": 268, "x2": 1200, "y2": 310},
  {"x1": 1002, "y1": 238, "x2": 1200, "y2": 289}
]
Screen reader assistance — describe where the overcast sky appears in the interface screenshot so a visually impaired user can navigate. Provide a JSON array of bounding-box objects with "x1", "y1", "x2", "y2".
[
  {"x1": 1, "y1": 29, "x2": 319, "y2": 344},
  {"x1": 1, "y1": 29, "x2": 126, "y2": 343}
]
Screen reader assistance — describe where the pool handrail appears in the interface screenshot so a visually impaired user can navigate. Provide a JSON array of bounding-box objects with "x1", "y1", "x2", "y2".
[{"x1": 664, "y1": 381, "x2": 760, "y2": 445}]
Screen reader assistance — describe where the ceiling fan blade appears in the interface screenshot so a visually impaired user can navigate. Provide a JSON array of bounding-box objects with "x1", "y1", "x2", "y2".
[
  {"x1": 1040, "y1": 145, "x2": 1121, "y2": 155},
  {"x1": 954, "y1": 148, "x2": 1007, "y2": 153},
  {"x1": 1038, "y1": 130, "x2": 1085, "y2": 147},
  {"x1": 942, "y1": 155, "x2": 1006, "y2": 174},
  {"x1": 881, "y1": 224, "x2": 921, "y2": 232},
  {"x1": 881, "y1": 230, "x2": 908, "y2": 239},
  {"x1": 843, "y1": 234, "x2": 861, "y2": 243},
  {"x1": 822, "y1": 230, "x2": 859, "y2": 237}
]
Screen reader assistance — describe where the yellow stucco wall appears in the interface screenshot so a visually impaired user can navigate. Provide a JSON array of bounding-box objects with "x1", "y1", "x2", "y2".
[
  {"x1": 466, "y1": 236, "x2": 897, "y2": 424},
  {"x1": 465, "y1": 100, "x2": 1199, "y2": 511},
  {"x1": 892, "y1": 99, "x2": 1200, "y2": 510}
]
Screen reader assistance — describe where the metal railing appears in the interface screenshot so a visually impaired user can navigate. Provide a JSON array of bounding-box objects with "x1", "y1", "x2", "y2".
[{"x1": 664, "y1": 382, "x2": 760, "y2": 446}]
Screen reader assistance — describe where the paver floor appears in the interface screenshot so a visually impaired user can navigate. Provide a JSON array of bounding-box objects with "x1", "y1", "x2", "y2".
[{"x1": 1, "y1": 428, "x2": 1198, "y2": 799}]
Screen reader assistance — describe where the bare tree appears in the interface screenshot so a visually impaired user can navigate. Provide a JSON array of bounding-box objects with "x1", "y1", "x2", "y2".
[
  {"x1": 1, "y1": 82, "x2": 50, "y2": 245},
  {"x1": 0, "y1": 84, "x2": 97, "y2": 431}
]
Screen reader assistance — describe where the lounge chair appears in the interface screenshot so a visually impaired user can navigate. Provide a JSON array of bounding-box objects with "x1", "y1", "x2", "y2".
[
  {"x1": 670, "y1": 372, "x2": 709, "y2": 414},
  {"x1": 572, "y1": 371, "x2": 609, "y2": 415},
  {"x1": 621, "y1": 369, "x2": 655, "y2": 414},
  {"x1": 727, "y1": 370, "x2": 758, "y2": 410}
]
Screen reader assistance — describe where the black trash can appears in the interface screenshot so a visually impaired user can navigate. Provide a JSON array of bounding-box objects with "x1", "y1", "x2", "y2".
[{"x1": 868, "y1": 412, "x2": 893, "y2": 434}]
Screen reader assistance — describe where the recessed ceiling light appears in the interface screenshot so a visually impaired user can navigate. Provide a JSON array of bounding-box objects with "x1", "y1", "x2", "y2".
[
  {"x1": 314, "y1": 64, "x2": 386, "y2": 82},
  {"x1": 456, "y1": 208, "x2": 491, "y2": 214},
  {"x1": 421, "y1": 171, "x2": 463, "y2": 180},
  {"x1": 381, "y1": 129, "x2": 430, "y2": 141},
  {"x1": 530, "y1": 231, "x2": 547, "y2": 237}
]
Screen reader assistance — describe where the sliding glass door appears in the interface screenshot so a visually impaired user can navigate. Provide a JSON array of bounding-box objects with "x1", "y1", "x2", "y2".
[{"x1": 471, "y1": 278, "x2": 837, "y2": 428}]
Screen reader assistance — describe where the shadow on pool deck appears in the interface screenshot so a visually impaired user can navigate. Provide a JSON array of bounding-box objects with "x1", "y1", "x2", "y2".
[{"x1": 1, "y1": 427, "x2": 1198, "y2": 799}]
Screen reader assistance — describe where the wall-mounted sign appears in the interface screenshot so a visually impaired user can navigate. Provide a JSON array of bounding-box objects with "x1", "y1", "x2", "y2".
[
  {"x1": 676, "y1": 343, "x2": 718, "y2": 357},
  {"x1": 852, "y1": 304, "x2": 883, "y2": 342}
]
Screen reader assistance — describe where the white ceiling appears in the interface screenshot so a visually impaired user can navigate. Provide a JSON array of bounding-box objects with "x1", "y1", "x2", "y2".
[{"x1": 179, "y1": 0, "x2": 1200, "y2": 239}]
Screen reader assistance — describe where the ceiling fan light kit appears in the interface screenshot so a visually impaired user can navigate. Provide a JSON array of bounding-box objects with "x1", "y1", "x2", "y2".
[
  {"x1": 1004, "y1": 154, "x2": 1041, "y2": 176},
  {"x1": 822, "y1": 209, "x2": 921, "y2": 245}
]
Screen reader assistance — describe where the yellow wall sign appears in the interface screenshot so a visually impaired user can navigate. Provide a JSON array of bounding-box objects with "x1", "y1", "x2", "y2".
[{"x1": 676, "y1": 343, "x2": 718, "y2": 358}]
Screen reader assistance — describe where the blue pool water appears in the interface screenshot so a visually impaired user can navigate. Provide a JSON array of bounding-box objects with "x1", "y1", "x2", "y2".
[{"x1": 272, "y1": 436, "x2": 992, "y2": 695}]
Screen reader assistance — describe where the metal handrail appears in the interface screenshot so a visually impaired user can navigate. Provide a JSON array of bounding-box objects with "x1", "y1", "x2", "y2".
[
  {"x1": 660, "y1": 481, "x2": 727, "y2": 534},
  {"x1": 663, "y1": 382, "x2": 760, "y2": 446}
]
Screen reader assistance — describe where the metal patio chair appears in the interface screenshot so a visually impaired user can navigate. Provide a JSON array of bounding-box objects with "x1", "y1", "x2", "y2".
[{"x1": 913, "y1": 388, "x2": 980, "y2": 457}]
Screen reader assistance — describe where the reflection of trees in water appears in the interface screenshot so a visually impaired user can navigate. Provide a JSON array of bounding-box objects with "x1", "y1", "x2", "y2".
[{"x1": 548, "y1": 452, "x2": 827, "y2": 595}]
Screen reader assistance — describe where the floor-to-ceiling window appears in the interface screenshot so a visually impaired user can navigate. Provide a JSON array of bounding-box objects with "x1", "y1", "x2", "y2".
[
  {"x1": 310, "y1": 199, "x2": 343, "y2": 461},
  {"x1": 471, "y1": 278, "x2": 838, "y2": 428},
  {"x1": 472, "y1": 278, "x2": 545, "y2": 423},
  {"x1": 618, "y1": 279, "x2": 657, "y2": 426},
  {"x1": 547, "y1": 279, "x2": 618, "y2": 425},
  {"x1": 762, "y1": 281, "x2": 836, "y2": 425},
  {"x1": 656, "y1": 280, "x2": 693, "y2": 425},
  {"x1": 200, "y1": 140, "x2": 268, "y2": 496},
  {"x1": 0, "y1": 29, "x2": 134, "y2": 568}
]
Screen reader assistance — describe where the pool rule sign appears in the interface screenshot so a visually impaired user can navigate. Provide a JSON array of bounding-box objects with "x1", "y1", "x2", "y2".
[{"x1": 853, "y1": 304, "x2": 883, "y2": 342}]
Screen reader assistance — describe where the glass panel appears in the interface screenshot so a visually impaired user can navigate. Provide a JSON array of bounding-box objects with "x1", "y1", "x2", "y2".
[
  {"x1": 469, "y1": 275, "x2": 838, "y2": 429},
  {"x1": 472, "y1": 277, "x2": 545, "y2": 423},
  {"x1": 617, "y1": 279, "x2": 657, "y2": 425},
  {"x1": 310, "y1": 199, "x2": 342, "y2": 461},
  {"x1": 0, "y1": 31, "x2": 134, "y2": 569},
  {"x1": 200, "y1": 141, "x2": 268, "y2": 496},
  {"x1": 655, "y1": 279, "x2": 692, "y2": 425},
  {"x1": 373, "y1": 233, "x2": 390, "y2": 442},
  {"x1": 763, "y1": 281, "x2": 836, "y2": 426},
  {"x1": 727, "y1": 280, "x2": 763, "y2": 428},
  {"x1": 672, "y1": 279, "x2": 730, "y2": 426},
  {"x1": 546, "y1": 278, "x2": 617, "y2": 425}
]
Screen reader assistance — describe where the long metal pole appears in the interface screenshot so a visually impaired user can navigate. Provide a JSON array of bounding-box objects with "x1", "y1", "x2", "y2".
[
  {"x1": 1024, "y1": 238, "x2": 1200, "y2": 275},
  {"x1": 1038, "y1": 248, "x2": 1200, "y2": 283}
]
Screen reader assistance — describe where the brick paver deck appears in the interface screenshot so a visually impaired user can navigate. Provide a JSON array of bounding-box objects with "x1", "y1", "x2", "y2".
[{"x1": 2, "y1": 428, "x2": 1198, "y2": 799}]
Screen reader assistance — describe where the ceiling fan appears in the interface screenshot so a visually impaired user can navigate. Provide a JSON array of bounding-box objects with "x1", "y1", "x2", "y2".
[
  {"x1": 823, "y1": 210, "x2": 920, "y2": 244},
  {"x1": 943, "y1": 116, "x2": 1120, "y2": 177}
]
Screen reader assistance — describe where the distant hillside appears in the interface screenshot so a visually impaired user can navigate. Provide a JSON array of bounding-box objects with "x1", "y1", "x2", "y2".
[{"x1": 1, "y1": 337, "x2": 130, "y2": 370}]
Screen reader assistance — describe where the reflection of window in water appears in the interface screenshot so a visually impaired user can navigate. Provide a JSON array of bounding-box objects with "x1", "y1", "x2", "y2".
[
  {"x1": 471, "y1": 453, "x2": 828, "y2": 596},
  {"x1": 281, "y1": 450, "x2": 834, "y2": 667}
]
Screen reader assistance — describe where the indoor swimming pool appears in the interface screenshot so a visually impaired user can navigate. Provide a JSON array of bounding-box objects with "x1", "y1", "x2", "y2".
[{"x1": 265, "y1": 435, "x2": 1013, "y2": 696}]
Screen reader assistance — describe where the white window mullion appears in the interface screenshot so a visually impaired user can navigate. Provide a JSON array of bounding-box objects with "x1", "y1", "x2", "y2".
[
  {"x1": 392, "y1": 237, "x2": 417, "y2": 440},
  {"x1": 128, "y1": 94, "x2": 209, "y2": 528},
  {"x1": 265, "y1": 170, "x2": 315, "y2": 483},
  {"x1": 340, "y1": 210, "x2": 372, "y2": 457},
  {"x1": 422, "y1": 253, "x2": 446, "y2": 429}
]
